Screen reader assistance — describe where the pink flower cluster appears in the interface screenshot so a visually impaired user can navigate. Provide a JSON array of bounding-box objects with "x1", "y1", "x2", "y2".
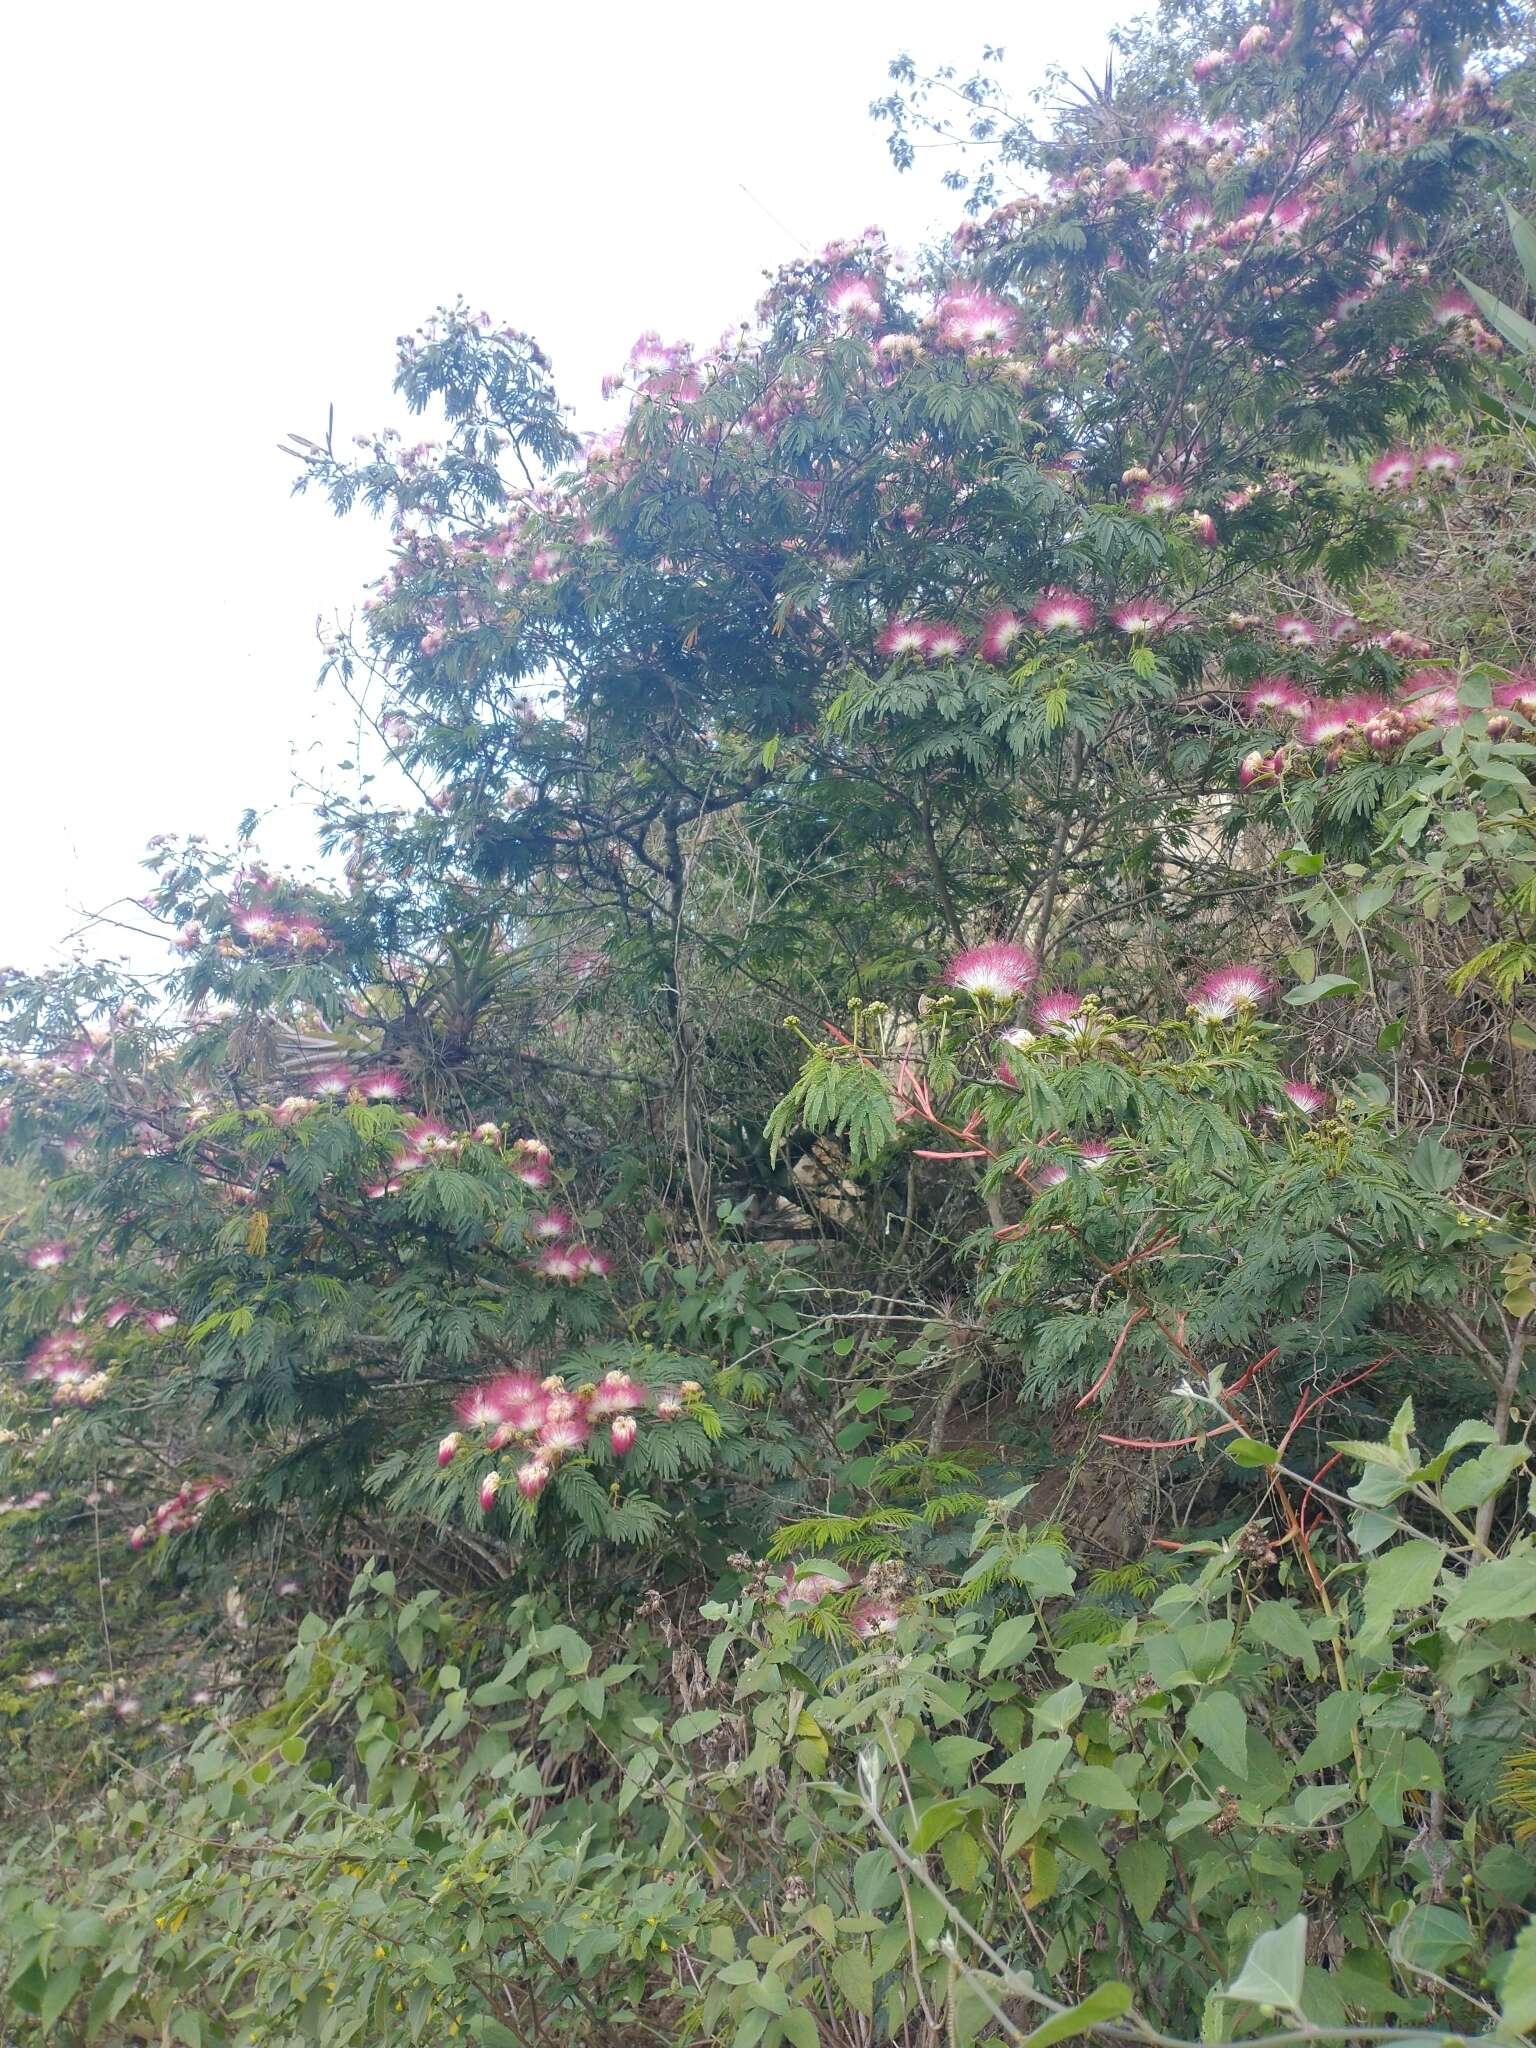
[
  {"x1": 1367, "y1": 446, "x2": 1463, "y2": 491},
  {"x1": 772, "y1": 1566, "x2": 904, "y2": 1639},
  {"x1": 1239, "y1": 671, "x2": 1536, "y2": 783},
  {"x1": 129, "y1": 1477, "x2": 226, "y2": 1550},
  {"x1": 877, "y1": 589, "x2": 1187, "y2": 667},
  {"x1": 442, "y1": 1367, "x2": 700, "y2": 1510},
  {"x1": 229, "y1": 905, "x2": 331, "y2": 952},
  {"x1": 944, "y1": 943, "x2": 1038, "y2": 1001}
]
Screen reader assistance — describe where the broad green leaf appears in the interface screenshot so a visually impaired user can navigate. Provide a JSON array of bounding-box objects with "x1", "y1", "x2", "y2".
[
  {"x1": 1441, "y1": 1545, "x2": 1536, "y2": 1629},
  {"x1": 909, "y1": 1799, "x2": 967, "y2": 1852},
  {"x1": 1441, "y1": 1442, "x2": 1527, "y2": 1514},
  {"x1": 1297, "y1": 1692, "x2": 1361, "y2": 1773},
  {"x1": 1063, "y1": 1765, "x2": 1139, "y2": 1812},
  {"x1": 1245, "y1": 1602, "x2": 1320, "y2": 1679},
  {"x1": 1392, "y1": 1904, "x2": 1473, "y2": 1976},
  {"x1": 1031, "y1": 1681, "x2": 1083, "y2": 1734},
  {"x1": 1018, "y1": 1980, "x2": 1133, "y2": 2046},
  {"x1": 1116, "y1": 1839, "x2": 1170, "y2": 1926},
  {"x1": 1217, "y1": 1915, "x2": 1307, "y2": 2015},
  {"x1": 1407, "y1": 1133, "x2": 1461, "y2": 1193},
  {"x1": 1187, "y1": 1691, "x2": 1249, "y2": 1777},
  {"x1": 1284, "y1": 974, "x2": 1360, "y2": 1006},
  {"x1": 1360, "y1": 1539, "x2": 1444, "y2": 1645},
  {"x1": 1498, "y1": 1915, "x2": 1536, "y2": 2037},
  {"x1": 830, "y1": 1948, "x2": 874, "y2": 2017},
  {"x1": 980, "y1": 1612, "x2": 1038, "y2": 1677}
]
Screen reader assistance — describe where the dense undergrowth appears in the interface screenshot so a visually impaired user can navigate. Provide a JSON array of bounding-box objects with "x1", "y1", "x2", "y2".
[{"x1": 3, "y1": 3, "x2": 1536, "y2": 2041}]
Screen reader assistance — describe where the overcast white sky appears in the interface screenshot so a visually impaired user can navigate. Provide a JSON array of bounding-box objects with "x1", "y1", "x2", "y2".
[{"x1": 2, "y1": 0, "x2": 1124, "y2": 973}]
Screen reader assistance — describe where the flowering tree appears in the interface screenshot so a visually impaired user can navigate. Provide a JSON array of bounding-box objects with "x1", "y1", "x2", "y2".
[{"x1": 2, "y1": 3, "x2": 1535, "y2": 2041}]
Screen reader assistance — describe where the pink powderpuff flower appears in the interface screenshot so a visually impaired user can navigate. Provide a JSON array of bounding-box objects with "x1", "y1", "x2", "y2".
[
  {"x1": 1299, "y1": 693, "x2": 1389, "y2": 745},
  {"x1": 921, "y1": 623, "x2": 969, "y2": 661},
  {"x1": 1111, "y1": 599, "x2": 1175, "y2": 635},
  {"x1": 1189, "y1": 511, "x2": 1218, "y2": 547},
  {"x1": 1134, "y1": 482, "x2": 1184, "y2": 514},
  {"x1": 273, "y1": 1096, "x2": 315, "y2": 1127},
  {"x1": 1273, "y1": 616, "x2": 1318, "y2": 648},
  {"x1": 776, "y1": 1568, "x2": 845, "y2": 1609},
  {"x1": 1188, "y1": 966, "x2": 1273, "y2": 1020},
  {"x1": 514, "y1": 1161, "x2": 553, "y2": 1190},
  {"x1": 1495, "y1": 676, "x2": 1536, "y2": 719},
  {"x1": 142, "y1": 1310, "x2": 179, "y2": 1333},
  {"x1": 1235, "y1": 22, "x2": 1271, "y2": 56},
  {"x1": 1368, "y1": 449, "x2": 1417, "y2": 491},
  {"x1": 479, "y1": 1470, "x2": 503, "y2": 1512},
  {"x1": 234, "y1": 908, "x2": 283, "y2": 943},
  {"x1": 572, "y1": 1247, "x2": 613, "y2": 1279},
  {"x1": 827, "y1": 273, "x2": 882, "y2": 324},
  {"x1": 850, "y1": 1600, "x2": 902, "y2": 1638},
  {"x1": 527, "y1": 1210, "x2": 573, "y2": 1241},
  {"x1": 1034, "y1": 1163, "x2": 1070, "y2": 1190},
  {"x1": 356, "y1": 1069, "x2": 408, "y2": 1102},
  {"x1": 610, "y1": 1414, "x2": 638, "y2": 1457},
  {"x1": 1035, "y1": 990, "x2": 1087, "y2": 1034},
  {"x1": 437, "y1": 1432, "x2": 462, "y2": 1467},
  {"x1": 404, "y1": 1117, "x2": 454, "y2": 1153},
  {"x1": 1282, "y1": 1080, "x2": 1328, "y2": 1114},
  {"x1": 538, "y1": 1402, "x2": 590, "y2": 1456},
  {"x1": 1243, "y1": 677, "x2": 1310, "y2": 721},
  {"x1": 1419, "y1": 445, "x2": 1463, "y2": 477},
  {"x1": 1193, "y1": 48, "x2": 1232, "y2": 79},
  {"x1": 515, "y1": 1457, "x2": 550, "y2": 1501},
  {"x1": 311, "y1": 1069, "x2": 352, "y2": 1100},
  {"x1": 1239, "y1": 748, "x2": 1282, "y2": 789},
  {"x1": 1077, "y1": 1140, "x2": 1113, "y2": 1170},
  {"x1": 286, "y1": 921, "x2": 328, "y2": 952},
  {"x1": 1030, "y1": 589, "x2": 1094, "y2": 634},
  {"x1": 1431, "y1": 289, "x2": 1476, "y2": 325},
  {"x1": 492, "y1": 1374, "x2": 549, "y2": 1434},
  {"x1": 456, "y1": 1385, "x2": 503, "y2": 1430},
  {"x1": 978, "y1": 608, "x2": 1025, "y2": 664},
  {"x1": 102, "y1": 1300, "x2": 135, "y2": 1329},
  {"x1": 472, "y1": 1121, "x2": 502, "y2": 1144},
  {"x1": 26, "y1": 1242, "x2": 73, "y2": 1271},
  {"x1": 654, "y1": 1389, "x2": 683, "y2": 1421},
  {"x1": 24, "y1": 1668, "x2": 59, "y2": 1689},
  {"x1": 944, "y1": 943, "x2": 1037, "y2": 1000},
  {"x1": 877, "y1": 617, "x2": 929, "y2": 659},
  {"x1": 537, "y1": 1245, "x2": 583, "y2": 1281},
  {"x1": 589, "y1": 1371, "x2": 645, "y2": 1418}
]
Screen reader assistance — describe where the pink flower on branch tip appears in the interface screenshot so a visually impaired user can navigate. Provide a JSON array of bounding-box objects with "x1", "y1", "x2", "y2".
[
  {"x1": 356, "y1": 1069, "x2": 408, "y2": 1102},
  {"x1": 1188, "y1": 966, "x2": 1273, "y2": 1020},
  {"x1": 438, "y1": 1432, "x2": 462, "y2": 1467},
  {"x1": 1281, "y1": 1080, "x2": 1328, "y2": 1114},
  {"x1": 979, "y1": 608, "x2": 1025, "y2": 664},
  {"x1": 26, "y1": 1242, "x2": 73, "y2": 1271},
  {"x1": 1368, "y1": 449, "x2": 1417, "y2": 491},
  {"x1": 1243, "y1": 677, "x2": 1310, "y2": 721},
  {"x1": 877, "y1": 617, "x2": 929, "y2": 659},
  {"x1": 1111, "y1": 599, "x2": 1176, "y2": 635},
  {"x1": 1034, "y1": 990, "x2": 1086, "y2": 1033},
  {"x1": 479, "y1": 1470, "x2": 503, "y2": 1512},
  {"x1": 944, "y1": 943, "x2": 1037, "y2": 1000},
  {"x1": 1419, "y1": 445, "x2": 1463, "y2": 477},
  {"x1": 921, "y1": 623, "x2": 969, "y2": 661},
  {"x1": 516, "y1": 1458, "x2": 550, "y2": 1501},
  {"x1": 1273, "y1": 615, "x2": 1318, "y2": 648},
  {"x1": 1030, "y1": 589, "x2": 1093, "y2": 634},
  {"x1": 1077, "y1": 1140, "x2": 1113, "y2": 1170},
  {"x1": 827, "y1": 273, "x2": 882, "y2": 324},
  {"x1": 610, "y1": 1414, "x2": 638, "y2": 1457},
  {"x1": 527, "y1": 1210, "x2": 573, "y2": 1241}
]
